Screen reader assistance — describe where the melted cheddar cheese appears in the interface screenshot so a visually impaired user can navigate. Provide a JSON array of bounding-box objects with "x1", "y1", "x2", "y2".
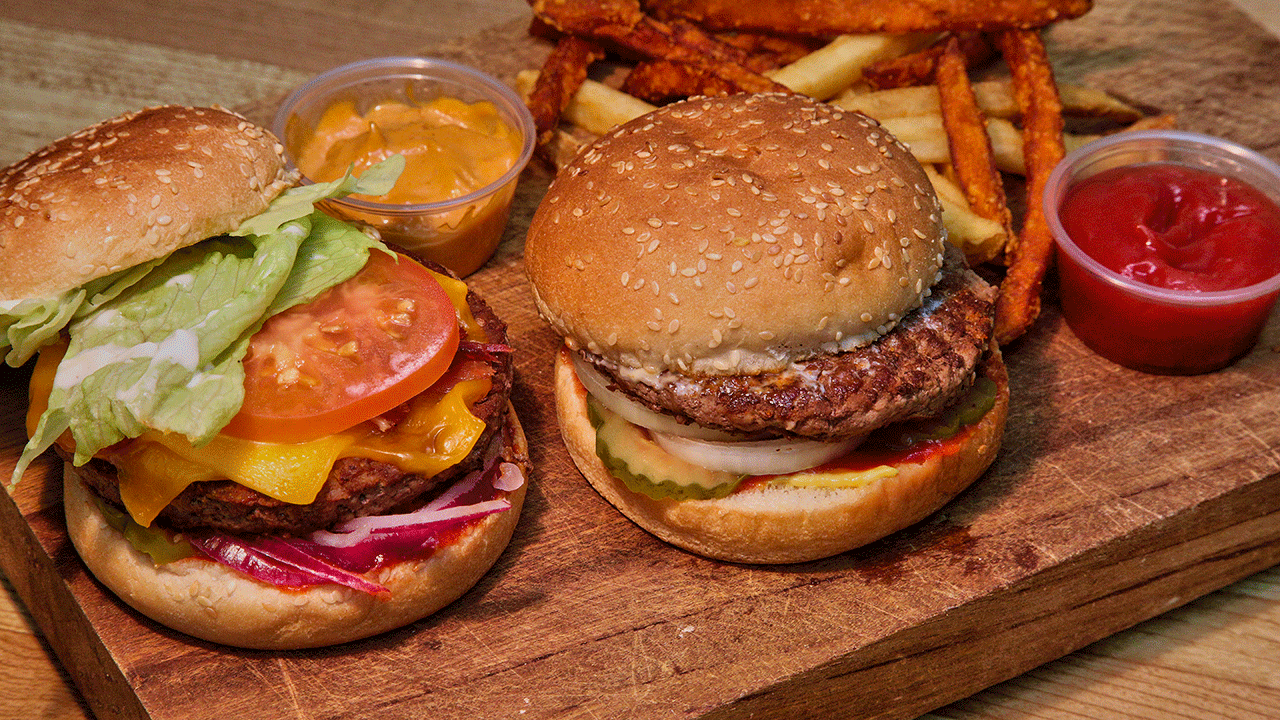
[{"x1": 33, "y1": 266, "x2": 493, "y2": 527}]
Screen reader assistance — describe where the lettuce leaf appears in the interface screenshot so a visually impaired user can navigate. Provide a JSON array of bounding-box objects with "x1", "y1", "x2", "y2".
[{"x1": 9, "y1": 158, "x2": 403, "y2": 486}]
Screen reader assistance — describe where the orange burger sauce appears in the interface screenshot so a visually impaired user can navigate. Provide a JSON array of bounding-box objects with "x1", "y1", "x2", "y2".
[{"x1": 294, "y1": 97, "x2": 524, "y2": 276}]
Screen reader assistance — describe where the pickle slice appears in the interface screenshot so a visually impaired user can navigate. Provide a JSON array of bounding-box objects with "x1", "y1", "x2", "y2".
[
  {"x1": 589, "y1": 399, "x2": 745, "y2": 501},
  {"x1": 95, "y1": 494, "x2": 195, "y2": 565}
]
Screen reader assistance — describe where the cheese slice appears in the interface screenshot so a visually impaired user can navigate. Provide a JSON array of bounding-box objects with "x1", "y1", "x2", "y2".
[{"x1": 110, "y1": 377, "x2": 490, "y2": 527}]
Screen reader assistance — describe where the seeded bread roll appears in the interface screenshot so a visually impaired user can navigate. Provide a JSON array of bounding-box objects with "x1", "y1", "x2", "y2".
[
  {"x1": 0, "y1": 105, "x2": 291, "y2": 301},
  {"x1": 524, "y1": 92, "x2": 945, "y2": 376}
]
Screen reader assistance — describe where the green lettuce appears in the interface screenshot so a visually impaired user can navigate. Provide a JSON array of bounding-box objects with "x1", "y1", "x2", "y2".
[{"x1": 9, "y1": 156, "x2": 404, "y2": 486}]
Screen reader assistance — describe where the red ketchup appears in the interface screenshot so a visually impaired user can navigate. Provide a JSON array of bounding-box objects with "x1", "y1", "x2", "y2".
[{"x1": 1056, "y1": 162, "x2": 1280, "y2": 374}]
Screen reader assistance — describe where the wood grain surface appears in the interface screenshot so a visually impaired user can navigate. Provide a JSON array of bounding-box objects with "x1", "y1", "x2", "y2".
[{"x1": 2, "y1": 1, "x2": 1280, "y2": 719}]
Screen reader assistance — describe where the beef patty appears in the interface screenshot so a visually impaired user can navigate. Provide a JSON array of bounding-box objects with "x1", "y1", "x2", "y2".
[
  {"x1": 585, "y1": 244, "x2": 997, "y2": 440},
  {"x1": 72, "y1": 282, "x2": 514, "y2": 536}
]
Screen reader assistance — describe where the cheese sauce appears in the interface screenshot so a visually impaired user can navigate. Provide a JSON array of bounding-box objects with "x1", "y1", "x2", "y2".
[{"x1": 290, "y1": 97, "x2": 524, "y2": 276}]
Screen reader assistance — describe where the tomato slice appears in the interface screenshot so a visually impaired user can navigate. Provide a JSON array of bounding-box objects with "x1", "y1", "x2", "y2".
[{"x1": 221, "y1": 251, "x2": 461, "y2": 444}]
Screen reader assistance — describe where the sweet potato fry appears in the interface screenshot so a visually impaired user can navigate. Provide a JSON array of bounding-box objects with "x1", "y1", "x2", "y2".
[
  {"x1": 714, "y1": 31, "x2": 825, "y2": 71},
  {"x1": 936, "y1": 37, "x2": 1015, "y2": 253},
  {"x1": 641, "y1": 0, "x2": 1094, "y2": 35},
  {"x1": 621, "y1": 59, "x2": 736, "y2": 103},
  {"x1": 531, "y1": 0, "x2": 789, "y2": 95},
  {"x1": 516, "y1": 70, "x2": 657, "y2": 135},
  {"x1": 528, "y1": 35, "x2": 607, "y2": 162},
  {"x1": 993, "y1": 28, "x2": 1066, "y2": 345},
  {"x1": 862, "y1": 32, "x2": 995, "y2": 89}
]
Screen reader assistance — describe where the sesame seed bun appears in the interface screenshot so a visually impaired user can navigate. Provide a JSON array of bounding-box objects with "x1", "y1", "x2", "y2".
[
  {"x1": 524, "y1": 93, "x2": 946, "y2": 376},
  {"x1": 0, "y1": 105, "x2": 291, "y2": 301},
  {"x1": 554, "y1": 344, "x2": 1008, "y2": 564},
  {"x1": 63, "y1": 403, "x2": 529, "y2": 650}
]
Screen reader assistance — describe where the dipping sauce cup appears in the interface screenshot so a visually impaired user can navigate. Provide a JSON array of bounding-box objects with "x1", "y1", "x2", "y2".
[
  {"x1": 274, "y1": 57, "x2": 535, "y2": 276},
  {"x1": 1045, "y1": 131, "x2": 1280, "y2": 374}
]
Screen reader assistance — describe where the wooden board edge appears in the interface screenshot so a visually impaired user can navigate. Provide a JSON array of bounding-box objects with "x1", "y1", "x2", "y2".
[
  {"x1": 0, "y1": 481, "x2": 151, "y2": 720},
  {"x1": 696, "y1": 472, "x2": 1280, "y2": 719}
]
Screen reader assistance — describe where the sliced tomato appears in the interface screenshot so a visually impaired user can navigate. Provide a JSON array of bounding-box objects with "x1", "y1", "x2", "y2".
[{"x1": 221, "y1": 251, "x2": 461, "y2": 444}]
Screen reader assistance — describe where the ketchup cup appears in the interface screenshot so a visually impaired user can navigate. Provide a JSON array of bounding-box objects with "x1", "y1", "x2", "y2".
[{"x1": 1045, "y1": 131, "x2": 1280, "y2": 375}]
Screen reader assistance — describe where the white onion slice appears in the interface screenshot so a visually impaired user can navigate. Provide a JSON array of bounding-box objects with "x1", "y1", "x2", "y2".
[
  {"x1": 571, "y1": 353, "x2": 739, "y2": 441},
  {"x1": 650, "y1": 431, "x2": 863, "y2": 476},
  {"x1": 492, "y1": 462, "x2": 526, "y2": 491},
  {"x1": 309, "y1": 499, "x2": 511, "y2": 548}
]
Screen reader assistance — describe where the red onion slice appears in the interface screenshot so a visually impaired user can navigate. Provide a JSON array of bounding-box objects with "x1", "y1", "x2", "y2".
[{"x1": 189, "y1": 534, "x2": 387, "y2": 594}]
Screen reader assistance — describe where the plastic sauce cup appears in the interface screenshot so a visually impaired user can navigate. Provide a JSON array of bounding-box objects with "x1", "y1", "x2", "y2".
[
  {"x1": 1045, "y1": 131, "x2": 1280, "y2": 374},
  {"x1": 273, "y1": 57, "x2": 535, "y2": 276}
]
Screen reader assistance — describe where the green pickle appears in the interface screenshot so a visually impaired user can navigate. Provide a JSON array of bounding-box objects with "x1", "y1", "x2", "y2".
[
  {"x1": 94, "y1": 495, "x2": 195, "y2": 566},
  {"x1": 587, "y1": 375, "x2": 996, "y2": 498},
  {"x1": 889, "y1": 377, "x2": 997, "y2": 447},
  {"x1": 589, "y1": 399, "x2": 745, "y2": 501}
]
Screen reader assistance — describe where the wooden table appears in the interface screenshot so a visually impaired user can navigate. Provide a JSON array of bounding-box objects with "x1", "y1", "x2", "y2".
[{"x1": 2, "y1": 1, "x2": 1279, "y2": 718}]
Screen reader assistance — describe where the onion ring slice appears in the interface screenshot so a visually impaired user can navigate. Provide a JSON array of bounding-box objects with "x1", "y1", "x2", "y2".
[
  {"x1": 571, "y1": 353, "x2": 739, "y2": 441},
  {"x1": 650, "y1": 430, "x2": 864, "y2": 476}
]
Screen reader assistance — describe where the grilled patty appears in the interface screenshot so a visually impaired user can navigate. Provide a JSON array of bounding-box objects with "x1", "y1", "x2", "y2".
[
  {"x1": 585, "y1": 244, "x2": 997, "y2": 440},
  {"x1": 72, "y1": 282, "x2": 514, "y2": 536}
]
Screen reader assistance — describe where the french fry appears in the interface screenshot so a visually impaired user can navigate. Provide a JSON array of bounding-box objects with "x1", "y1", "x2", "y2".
[
  {"x1": 834, "y1": 80, "x2": 1143, "y2": 122},
  {"x1": 516, "y1": 70, "x2": 656, "y2": 135},
  {"x1": 993, "y1": 28, "x2": 1066, "y2": 345},
  {"x1": 528, "y1": 35, "x2": 607, "y2": 162},
  {"x1": 862, "y1": 31, "x2": 996, "y2": 89},
  {"x1": 878, "y1": 114, "x2": 1027, "y2": 173},
  {"x1": 924, "y1": 166, "x2": 1008, "y2": 265},
  {"x1": 766, "y1": 32, "x2": 937, "y2": 100},
  {"x1": 936, "y1": 37, "x2": 1015, "y2": 251}
]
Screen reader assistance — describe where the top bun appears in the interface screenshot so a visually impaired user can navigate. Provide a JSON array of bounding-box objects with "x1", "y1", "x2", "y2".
[
  {"x1": 0, "y1": 105, "x2": 291, "y2": 301},
  {"x1": 524, "y1": 92, "x2": 945, "y2": 376}
]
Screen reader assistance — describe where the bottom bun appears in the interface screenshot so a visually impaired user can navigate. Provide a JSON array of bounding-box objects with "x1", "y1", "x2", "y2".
[
  {"x1": 555, "y1": 345, "x2": 1009, "y2": 564},
  {"x1": 64, "y1": 403, "x2": 528, "y2": 650}
]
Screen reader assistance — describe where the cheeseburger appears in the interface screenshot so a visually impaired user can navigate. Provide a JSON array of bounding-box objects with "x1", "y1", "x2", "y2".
[
  {"x1": 1, "y1": 106, "x2": 527, "y2": 648},
  {"x1": 524, "y1": 93, "x2": 1007, "y2": 564}
]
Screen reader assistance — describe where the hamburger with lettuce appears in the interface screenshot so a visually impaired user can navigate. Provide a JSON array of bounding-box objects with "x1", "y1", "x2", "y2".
[{"x1": 1, "y1": 105, "x2": 527, "y2": 648}]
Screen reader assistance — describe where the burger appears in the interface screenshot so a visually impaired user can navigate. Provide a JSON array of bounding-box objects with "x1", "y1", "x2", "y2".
[
  {"x1": 524, "y1": 93, "x2": 1007, "y2": 564},
  {"x1": 1, "y1": 106, "x2": 528, "y2": 648}
]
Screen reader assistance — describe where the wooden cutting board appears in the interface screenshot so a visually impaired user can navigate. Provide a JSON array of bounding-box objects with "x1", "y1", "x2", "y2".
[{"x1": 3, "y1": 2, "x2": 1280, "y2": 719}]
